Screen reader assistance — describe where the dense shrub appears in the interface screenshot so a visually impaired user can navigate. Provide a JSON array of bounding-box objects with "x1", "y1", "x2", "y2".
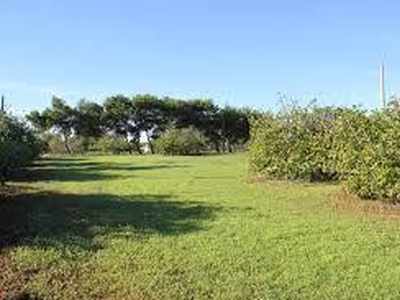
[
  {"x1": 45, "y1": 134, "x2": 69, "y2": 155},
  {"x1": 43, "y1": 134, "x2": 136, "y2": 155},
  {"x1": 95, "y1": 137, "x2": 133, "y2": 154},
  {"x1": 335, "y1": 106, "x2": 400, "y2": 201},
  {"x1": 0, "y1": 114, "x2": 41, "y2": 183},
  {"x1": 155, "y1": 127, "x2": 207, "y2": 155},
  {"x1": 44, "y1": 134, "x2": 86, "y2": 155},
  {"x1": 249, "y1": 104, "x2": 338, "y2": 181},
  {"x1": 248, "y1": 100, "x2": 400, "y2": 202}
]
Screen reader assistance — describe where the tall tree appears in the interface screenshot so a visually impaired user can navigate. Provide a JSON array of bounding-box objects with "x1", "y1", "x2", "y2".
[
  {"x1": 132, "y1": 94, "x2": 164, "y2": 154},
  {"x1": 165, "y1": 99, "x2": 216, "y2": 129},
  {"x1": 75, "y1": 100, "x2": 105, "y2": 151},
  {"x1": 214, "y1": 106, "x2": 252, "y2": 152},
  {"x1": 75, "y1": 100, "x2": 105, "y2": 138},
  {"x1": 161, "y1": 98, "x2": 219, "y2": 152},
  {"x1": 103, "y1": 95, "x2": 139, "y2": 153},
  {"x1": 27, "y1": 96, "x2": 76, "y2": 154}
]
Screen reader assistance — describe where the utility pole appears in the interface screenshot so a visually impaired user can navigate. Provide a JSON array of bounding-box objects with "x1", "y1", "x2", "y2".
[
  {"x1": 380, "y1": 64, "x2": 386, "y2": 108},
  {"x1": 0, "y1": 95, "x2": 4, "y2": 112}
]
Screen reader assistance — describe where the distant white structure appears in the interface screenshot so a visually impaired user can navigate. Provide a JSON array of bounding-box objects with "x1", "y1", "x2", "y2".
[
  {"x1": 380, "y1": 64, "x2": 386, "y2": 108},
  {"x1": 142, "y1": 142, "x2": 151, "y2": 154}
]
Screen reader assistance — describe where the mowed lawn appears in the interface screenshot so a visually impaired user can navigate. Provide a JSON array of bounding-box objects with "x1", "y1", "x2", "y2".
[{"x1": 2, "y1": 155, "x2": 400, "y2": 299}]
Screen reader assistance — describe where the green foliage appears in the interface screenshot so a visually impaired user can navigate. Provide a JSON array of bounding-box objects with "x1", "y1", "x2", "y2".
[
  {"x1": 103, "y1": 95, "x2": 134, "y2": 137},
  {"x1": 154, "y1": 127, "x2": 207, "y2": 155},
  {"x1": 249, "y1": 103, "x2": 338, "y2": 182},
  {"x1": 213, "y1": 106, "x2": 252, "y2": 153},
  {"x1": 44, "y1": 134, "x2": 68, "y2": 155},
  {"x1": 75, "y1": 100, "x2": 105, "y2": 139},
  {"x1": 42, "y1": 134, "x2": 95, "y2": 155},
  {"x1": 0, "y1": 113, "x2": 41, "y2": 183},
  {"x1": 5, "y1": 155, "x2": 400, "y2": 298},
  {"x1": 334, "y1": 103, "x2": 400, "y2": 201},
  {"x1": 249, "y1": 98, "x2": 400, "y2": 202},
  {"x1": 27, "y1": 96, "x2": 76, "y2": 154},
  {"x1": 28, "y1": 95, "x2": 255, "y2": 155},
  {"x1": 95, "y1": 137, "x2": 133, "y2": 155},
  {"x1": 132, "y1": 94, "x2": 164, "y2": 153}
]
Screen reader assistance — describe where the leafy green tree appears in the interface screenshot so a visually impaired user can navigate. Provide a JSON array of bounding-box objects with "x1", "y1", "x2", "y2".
[
  {"x1": 27, "y1": 96, "x2": 76, "y2": 154},
  {"x1": 75, "y1": 100, "x2": 105, "y2": 138},
  {"x1": 163, "y1": 98, "x2": 216, "y2": 129},
  {"x1": 132, "y1": 94, "x2": 164, "y2": 154},
  {"x1": 161, "y1": 98, "x2": 227, "y2": 152},
  {"x1": 211, "y1": 106, "x2": 252, "y2": 153},
  {"x1": 27, "y1": 94, "x2": 257, "y2": 156},
  {"x1": 74, "y1": 100, "x2": 105, "y2": 151},
  {"x1": 103, "y1": 95, "x2": 139, "y2": 153},
  {"x1": 221, "y1": 106, "x2": 247, "y2": 152},
  {"x1": 103, "y1": 95, "x2": 133, "y2": 135}
]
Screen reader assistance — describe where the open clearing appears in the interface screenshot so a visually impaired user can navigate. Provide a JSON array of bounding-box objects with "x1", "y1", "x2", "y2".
[{"x1": 2, "y1": 154, "x2": 400, "y2": 299}]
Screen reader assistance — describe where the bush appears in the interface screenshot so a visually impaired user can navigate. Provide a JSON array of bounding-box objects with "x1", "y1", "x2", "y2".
[
  {"x1": 248, "y1": 99, "x2": 400, "y2": 202},
  {"x1": 248, "y1": 103, "x2": 338, "y2": 181},
  {"x1": 44, "y1": 134, "x2": 85, "y2": 155},
  {"x1": 155, "y1": 127, "x2": 207, "y2": 155},
  {"x1": 45, "y1": 134, "x2": 68, "y2": 155},
  {"x1": 0, "y1": 114, "x2": 41, "y2": 183},
  {"x1": 43, "y1": 134, "x2": 135, "y2": 155},
  {"x1": 95, "y1": 137, "x2": 133, "y2": 154},
  {"x1": 335, "y1": 105, "x2": 400, "y2": 201}
]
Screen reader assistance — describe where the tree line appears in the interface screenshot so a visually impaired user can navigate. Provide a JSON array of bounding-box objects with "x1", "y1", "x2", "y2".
[{"x1": 27, "y1": 95, "x2": 260, "y2": 155}]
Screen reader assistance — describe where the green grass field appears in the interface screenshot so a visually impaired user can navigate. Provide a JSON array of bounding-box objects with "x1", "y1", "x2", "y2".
[{"x1": 2, "y1": 154, "x2": 400, "y2": 299}]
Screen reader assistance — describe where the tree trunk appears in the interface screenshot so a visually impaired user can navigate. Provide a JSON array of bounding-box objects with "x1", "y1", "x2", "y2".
[
  {"x1": 82, "y1": 137, "x2": 90, "y2": 152},
  {"x1": 145, "y1": 132, "x2": 154, "y2": 154},
  {"x1": 221, "y1": 139, "x2": 226, "y2": 153},
  {"x1": 125, "y1": 136, "x2": 133, "y2": 155},
  {"x1": 63, "y1": 133, "x2": 71, "y2": 154},
  {"x1": 135, "y1": 141, "x2": 143, "y2": 155},
  {"x1": 228, "y1": 142, "x2": 233, "y2": 153},
  {"x1": 214, "y1": 141, "x2": 220, "y2": 153}
]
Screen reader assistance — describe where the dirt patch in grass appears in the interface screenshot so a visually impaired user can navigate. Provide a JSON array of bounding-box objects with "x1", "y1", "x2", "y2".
[
  {"x1": 327, "y1": 190, "x2": 400, "y2": 219},
  {"x1": 247, "y1": 175, "x2": 339, "y2": 187}
]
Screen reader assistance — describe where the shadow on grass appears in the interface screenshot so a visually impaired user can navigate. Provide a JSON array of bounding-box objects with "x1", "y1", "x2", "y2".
[
  {"x1": 0, "y1": 158, "x2": 205, "y2": 299},
  {"x1": 10, "y1": 168, "x2": 123, "y2": 183},
  {"x1": 0, "y1": 190, "x2": 219, "y2": 252},
  {"x1": 11, "y1": 158, "x2": 187, "y2": 183}
]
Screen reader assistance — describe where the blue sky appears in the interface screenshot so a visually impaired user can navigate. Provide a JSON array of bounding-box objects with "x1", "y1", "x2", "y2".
[{"x1": 1, "y1": 0, "x2": 399, "y2": 114}]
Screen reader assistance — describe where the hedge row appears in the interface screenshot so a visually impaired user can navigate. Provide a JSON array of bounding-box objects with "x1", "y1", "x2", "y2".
[{"x1": 248, "y1": 101, "x2": 400, "y2": 202}]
